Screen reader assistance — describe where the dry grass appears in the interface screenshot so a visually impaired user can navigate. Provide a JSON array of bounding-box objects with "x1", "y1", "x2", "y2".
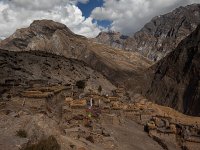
[
  {"x1": 150, "y1": 103, "x2": 200, "y2": 125},
  {"x1": 88, "y1": 42, "x2": 152, "y2": 72},
  {"x1": 21, "y1": 85, "x2": 67, "y2": 98},
  {"x1": 134, "y1": 95, "x2": 200, "y2": 125},
  {"x1": 30, "y1": 85, "x2": 67, "y2": 93},
  {"x1": 70, "y1": 99, "x2": 87, "y2": 108},
  {"x1": 21, "y1": 91, "x2": 54, "y2": 98},
  {"x1": 108, "y1": 97, "x2": 118, "y2": 101}
]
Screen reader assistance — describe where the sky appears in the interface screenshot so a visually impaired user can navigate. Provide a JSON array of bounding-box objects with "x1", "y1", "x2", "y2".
[{"x1": 0, "y1": 0, "x2": 200, "y2": 38}]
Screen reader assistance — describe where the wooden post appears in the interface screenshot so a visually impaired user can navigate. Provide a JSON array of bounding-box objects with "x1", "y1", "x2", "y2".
[
  {"x1": 71, "y1": 85, "x2": 74, "y2": 91},
  {"x1": 22, "y1": 98, "x2": 25, "y2": 107},
  {"x1": 71, "y1": 92, "x2": 74, "y2": 97},
  {"x1": 90, "y1": 98, "x2": 93, "y2": 107},
  {"x1": 98, "y1": 99, "x2": 101, "y2": 107}
]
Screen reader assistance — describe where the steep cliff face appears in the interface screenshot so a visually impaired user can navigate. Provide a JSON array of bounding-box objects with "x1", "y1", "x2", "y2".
[
  {"x1": 91, "y1": 4, "x2": 200, "y2": 62},
  {"x1": 0, "y1": 20, "x2": 152, "y2": 85},
  {"x1": 145, "y1": 25, "x2": 200, "y2": 116},
  {"x1": 93, "y1": 31, "x2": 128, "y2": 49},
  {"x1": 125, "y1": 4, "x2": 200, "y2": 61}
]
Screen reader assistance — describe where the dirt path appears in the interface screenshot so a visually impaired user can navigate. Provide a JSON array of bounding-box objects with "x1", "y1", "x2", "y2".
[{"x1": 104, "y1": 119, "x2": 163, "y2": 150}]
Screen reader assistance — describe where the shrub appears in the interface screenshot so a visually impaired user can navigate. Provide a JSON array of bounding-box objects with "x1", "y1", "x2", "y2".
[
  {"x1": 143, "y1": 124, "x2": 149, "y2": 133},
  {"x1": 98, "y1": 85, "x2": 102, "y2": 93},
  {"x1": 86, "y1": 136, "x2": 94, "y2": 143},
  {"x1": 16, "y1": 129, "x2": 27, "y2": 138},
  {"x1": 23, "y1": 136, "x2": 60, "y2": 150},
  {"x1": 70, "y1": 144, "x2": 76, "y2": 149},
  {"x1": 76, "y1": 80, "x2": 86, "y2": 89}
]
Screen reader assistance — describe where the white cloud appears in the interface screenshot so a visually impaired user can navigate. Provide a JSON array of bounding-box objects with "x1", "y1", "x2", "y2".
[
  {"x1": 77, "y1": 0, "x2": 89, "y2": 4},
  {"x1": 0, "y1": 0, "x2": 101, "y2": 38},
  {"x1": 1, "y1": 0, "x2": 199, "y2": 38},
  {"x1": 91, "y1": 0, "x2": 200, "y2": 35},
  {"x1": 8, "y1": 0, "x2": 89, "y2": 10}
]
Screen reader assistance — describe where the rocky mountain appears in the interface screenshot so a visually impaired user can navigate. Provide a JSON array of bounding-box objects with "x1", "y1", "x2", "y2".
[
  {"x1": 93, "y1": 4, "x2": 200, "y2": 61},
  {"x1": 0, "y1": 5, "x2": 200, "y2": 150},
  {"x1": 0, "y1": 20, "x2": 152, "y2": 85},
  {"x1": 92, "y1": 31, "x2": 128, "y2": 49},
  {"x1": 145, "y1": 24, "x2": 200, "y2": 116},
  {"x1": 0, "y1": 20, "x2": 87, "y2": 57},
  {"x1": 125, "y1": 4, "x2": 200, "y2": 61}
]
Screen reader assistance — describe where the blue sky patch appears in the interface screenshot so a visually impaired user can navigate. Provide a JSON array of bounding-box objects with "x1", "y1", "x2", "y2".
[
  {"x1": 77, "y1": 0, "x2": 112, "y2": 28},
  {"x1": 77, "y1": 0, "x2": 103, "y2": 18}
]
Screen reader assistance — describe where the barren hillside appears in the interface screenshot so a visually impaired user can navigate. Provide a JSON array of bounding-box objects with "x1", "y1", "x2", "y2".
[{"x1": 0, "y1": 20, "x2": 152, "y2": 85}]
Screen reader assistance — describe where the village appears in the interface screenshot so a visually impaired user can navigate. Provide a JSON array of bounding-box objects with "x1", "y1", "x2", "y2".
[{"x1": 0, "y1": 81, "x2": 200, "y2": 150}]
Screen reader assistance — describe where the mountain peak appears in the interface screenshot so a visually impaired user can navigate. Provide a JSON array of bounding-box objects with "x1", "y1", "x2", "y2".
[
  {"x1": 93, "y1": 4, "x2": 200, "y2": 61},
  {"x1": 93, "y1": 31, "x2": 128, "y2": 49},
  {"x1": 125, "y1": 3, "x2": 200, "y2": 61},
  {"x1": 0, "y1": 19, "x2": 85, "y2": 52},
  {"x1": 29, "y1": 19, "x2": 71, "y2": 34}
]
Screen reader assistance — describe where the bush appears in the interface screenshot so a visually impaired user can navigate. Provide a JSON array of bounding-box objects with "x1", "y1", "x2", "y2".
[
  {"x1": 76, "y1": 80, "x2": 86, "y2": 89},
  {"x1": 86, "y1": 136, "x2": 94, "y2": 143},
  {"x1": 16, "y1": 129, "x2": 27, "y2": 138},
  {"x1": 23, "y1": 136, "x2": 60, "y2": 150},
  {"x1": 143, "y1": 124, "x2": 149, "y2": 133},
  {"x1": 98, "y1": 85, "x2": 102, "y2": 93}
]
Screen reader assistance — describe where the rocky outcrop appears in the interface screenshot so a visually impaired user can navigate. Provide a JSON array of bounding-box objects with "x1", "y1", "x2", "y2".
[
  {"x1": 0, "y1": 20, "x2": 152, "y2": 85},
  {"x1": 125, "y1": 4, "x2": 200, "y2": 61},
  {"x1": 145, "y1": 24, "x2": 200, "y2": 116},
  {"x1": 93, "y1": 31, "x2": 128, "y2": 49}
]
